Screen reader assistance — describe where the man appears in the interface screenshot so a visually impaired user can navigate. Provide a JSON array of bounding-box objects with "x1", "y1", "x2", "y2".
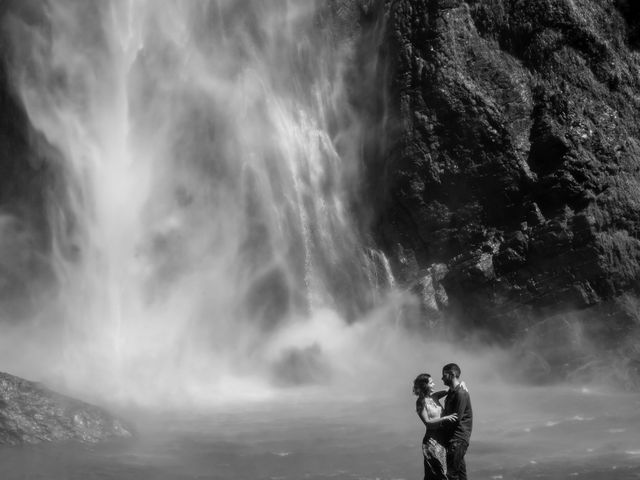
[{"x1": 441, "y1": 363, "x2": 472, "y2": 480}]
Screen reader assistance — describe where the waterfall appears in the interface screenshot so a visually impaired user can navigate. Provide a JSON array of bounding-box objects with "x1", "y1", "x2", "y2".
[{"x1": 1, "y1": 0, "x2": 397, "y2": 404}]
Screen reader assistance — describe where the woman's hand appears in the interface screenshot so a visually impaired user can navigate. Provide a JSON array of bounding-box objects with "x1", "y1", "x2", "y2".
[
  {"x1": 442, "y1": 413, "x2": 458, "y2": 422},
  {"x1": 460, "y1": 381, "x2": 469, "y2": 393}
]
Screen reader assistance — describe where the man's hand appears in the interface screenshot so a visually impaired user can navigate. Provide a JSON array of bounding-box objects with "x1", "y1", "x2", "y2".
[{"x1": 442, "y1": 413, "x2": 458, "y2": 422}]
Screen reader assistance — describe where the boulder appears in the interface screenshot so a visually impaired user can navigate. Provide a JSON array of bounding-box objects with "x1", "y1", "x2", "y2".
[{"x1": 0, "y1": 371, "x2": 132, "y2": 445}]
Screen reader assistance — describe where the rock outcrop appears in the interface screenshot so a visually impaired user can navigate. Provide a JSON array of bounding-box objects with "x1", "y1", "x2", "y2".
[
  {"x1": 0, "y1": 372, "x2": 132, "y2": 445},
  {"x1": 371, "y1": 0, "x2": 640, "y2": 382}
]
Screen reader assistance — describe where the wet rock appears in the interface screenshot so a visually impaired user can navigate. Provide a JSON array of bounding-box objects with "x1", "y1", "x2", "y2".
[
  {"x1": 367, "y1": 0, "x2": 640, "y2": 377},
  {"x1": 271, "y1": 344, "x2": 331, "y2": 386},
  {"x1": 412, "y1": 263, "x2": 449, "y2": 325},
  {"x1": 0, "y1": 372, "x2": 132, "y2": 445}
]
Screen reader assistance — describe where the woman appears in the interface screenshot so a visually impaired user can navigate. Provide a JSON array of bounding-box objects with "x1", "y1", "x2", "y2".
[{"x1": 413, "y1": 373, "x2": 458, "y2": 480}]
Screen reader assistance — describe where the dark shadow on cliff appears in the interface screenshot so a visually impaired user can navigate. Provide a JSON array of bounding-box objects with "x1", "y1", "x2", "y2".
[{"x1": 364, "y1": 0, "x2": 640, "y2": 386}]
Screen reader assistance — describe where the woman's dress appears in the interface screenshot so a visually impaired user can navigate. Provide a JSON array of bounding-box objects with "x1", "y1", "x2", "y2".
[{"x1": 419, "y1": 396, "x2": 447, "y2": 480}]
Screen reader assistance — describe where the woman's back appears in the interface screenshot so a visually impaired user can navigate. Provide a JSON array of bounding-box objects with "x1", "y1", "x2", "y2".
[{"x1": 422, "y1": 396, "x2": 442, "y2": 420}]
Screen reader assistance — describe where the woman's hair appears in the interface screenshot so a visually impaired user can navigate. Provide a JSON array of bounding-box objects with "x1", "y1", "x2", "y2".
[{"x1": 413, "y1": 373, "x2": 431, "y2": 395}]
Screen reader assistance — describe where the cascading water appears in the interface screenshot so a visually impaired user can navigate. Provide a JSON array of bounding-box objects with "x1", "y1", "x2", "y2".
[{"x1": 1, "y1": 0, "x2": 396, "y2": 405}]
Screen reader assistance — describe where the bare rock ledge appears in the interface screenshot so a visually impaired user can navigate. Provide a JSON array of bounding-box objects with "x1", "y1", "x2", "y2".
[{"x1": 0, "y1": 371, "x2": 132, "y2": 445}]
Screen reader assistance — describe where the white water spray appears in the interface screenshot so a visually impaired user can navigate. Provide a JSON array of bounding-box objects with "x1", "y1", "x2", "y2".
[{"x1": 1, "y1": 0, "x2": 400, "y2": 405}]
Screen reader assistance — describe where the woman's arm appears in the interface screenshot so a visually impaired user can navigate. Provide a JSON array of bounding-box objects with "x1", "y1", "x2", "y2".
[
  {"x1": 424, "y1": 413, "x2": 458, "y2": 426},
  {"x1": 433, "y1": 381, "x2": 469, "y2": 401},
  {"x1": 433, "y1": 390, "x2": 448, "y2": 401},
  {"x1": 416, "y1": 398, "x2": 458, "y2": 427}
]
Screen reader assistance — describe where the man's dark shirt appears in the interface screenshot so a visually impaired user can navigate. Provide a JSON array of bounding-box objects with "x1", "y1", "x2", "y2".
[{"x1": 442, "y1": 384, "x2": 473, "y2": 445}]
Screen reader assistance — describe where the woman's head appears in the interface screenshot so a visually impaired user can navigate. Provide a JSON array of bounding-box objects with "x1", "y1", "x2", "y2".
[{"x1": 413, "y1": 373, "x2": 435, "y2": 396}]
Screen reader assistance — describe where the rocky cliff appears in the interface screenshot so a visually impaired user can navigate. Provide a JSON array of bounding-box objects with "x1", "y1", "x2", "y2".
[
  {"x1": 0, "y1": 371, "x2": 132, "y2": 445},
  {"x1": 369, "y1": 0, "x2": 640, "y2": 383}
]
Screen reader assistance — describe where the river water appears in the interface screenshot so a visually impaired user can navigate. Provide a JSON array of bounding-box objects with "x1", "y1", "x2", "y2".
[
  {"x1": 0, "y1": 378, "x2": 640, "y2": 480},
  {"x1": 1, "y1": 385, "x2": 639, "y2": 479}
]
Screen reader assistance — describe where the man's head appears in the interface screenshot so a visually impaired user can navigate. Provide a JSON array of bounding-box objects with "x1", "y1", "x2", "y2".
[{"x1": 441, "y1": 363, "x2": 461, "y2": 388}]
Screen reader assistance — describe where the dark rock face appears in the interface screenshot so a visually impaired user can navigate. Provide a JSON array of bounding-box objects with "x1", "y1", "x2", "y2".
[
  {"x1": 372, "y1": 0, "x2": 640, "y2": 380},
  {"x1": 0, "y1": 5, "x2": 53, "y2": 321},
  {"x1": 0, "y1": 371, "x2": 132, "y2": 445}
]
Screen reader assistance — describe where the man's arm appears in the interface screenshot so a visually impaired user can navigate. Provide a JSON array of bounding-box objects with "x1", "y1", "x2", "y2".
[
  {"x1": 416, "y1": 398, "x2": 457, "y2": 427},
  {"x1": 422, "y1": 412, "x2": 458, "y2": 427}
]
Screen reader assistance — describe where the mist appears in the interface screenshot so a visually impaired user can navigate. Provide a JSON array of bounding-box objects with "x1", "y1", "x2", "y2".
[{"x1": 0, "y1": 0, "x2": 419, "y2": 407}]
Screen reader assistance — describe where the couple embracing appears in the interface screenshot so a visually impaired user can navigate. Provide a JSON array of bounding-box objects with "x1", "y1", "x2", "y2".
[{"x1": 413, "y1": 363, "x2": 473, "y2": 480}]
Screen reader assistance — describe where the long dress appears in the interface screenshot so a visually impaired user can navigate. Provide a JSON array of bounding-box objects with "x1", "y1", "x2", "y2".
[{"x1": 419, "y1": 396, "x2": 447, "y2": 480}]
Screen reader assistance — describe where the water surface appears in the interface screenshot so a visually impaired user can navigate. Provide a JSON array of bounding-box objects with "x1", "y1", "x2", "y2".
[{"x1": 2, "y1": 386, "x2": 639, "y2": 479}]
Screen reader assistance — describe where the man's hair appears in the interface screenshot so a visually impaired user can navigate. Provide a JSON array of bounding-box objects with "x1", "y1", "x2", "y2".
[
  {"x1": 413, "y1": 373, "x2": 431, "y2": 394},
  {"x1": 442, "y1": 363, "x2": 461, "y2": 378}
]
